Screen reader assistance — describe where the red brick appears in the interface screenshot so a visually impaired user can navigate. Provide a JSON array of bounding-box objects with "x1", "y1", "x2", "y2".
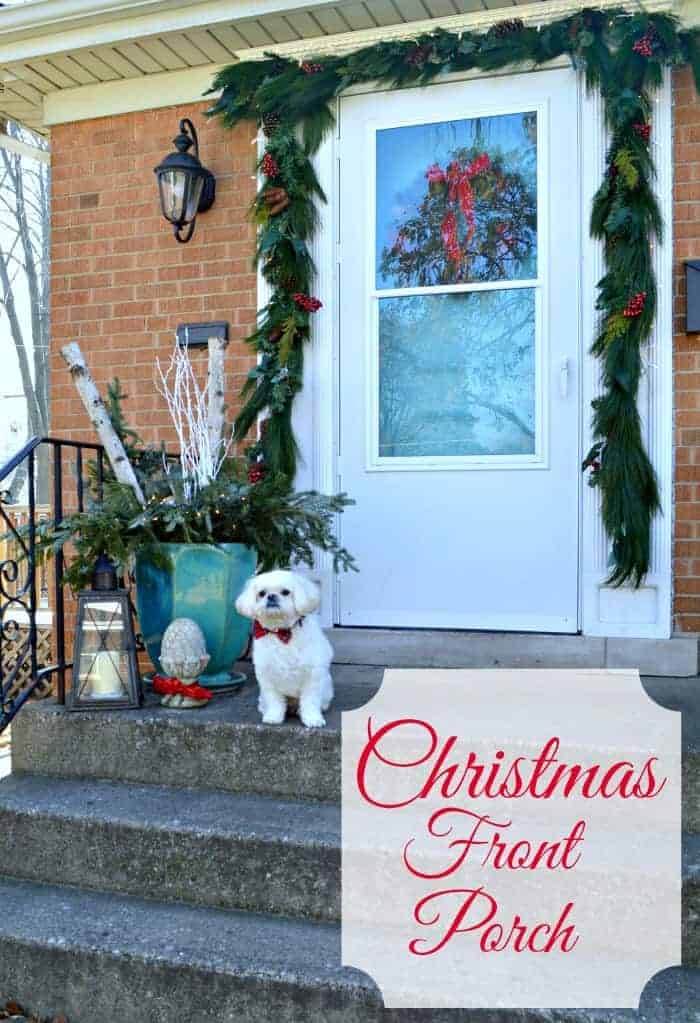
[
  {"x1": 663, "y1": 70, "x2": 700, "y2": 627},
  {"x1": 50, "y1": 100, "x2": 256, "y2": 461}
]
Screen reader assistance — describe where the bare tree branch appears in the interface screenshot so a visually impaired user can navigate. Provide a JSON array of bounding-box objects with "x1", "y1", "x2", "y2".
[{"x1": 0, "y1": 120, "x2": 50, "y2": 501}]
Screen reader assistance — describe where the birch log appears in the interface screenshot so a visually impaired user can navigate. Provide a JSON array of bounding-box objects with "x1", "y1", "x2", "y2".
[
  {"x1": 207, "y1": 335, "x2": 228, "y2": 456},
  {"x1": 60, "y1": 342, "x2": 146, "y2": 507}
]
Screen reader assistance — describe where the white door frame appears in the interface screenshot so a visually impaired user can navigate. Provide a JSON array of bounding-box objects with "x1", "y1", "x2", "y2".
[{"x1": 288, "y1": 64, "x2": 673, "y2": 639}]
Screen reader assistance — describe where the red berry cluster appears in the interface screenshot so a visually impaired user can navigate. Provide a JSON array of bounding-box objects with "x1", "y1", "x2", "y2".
[
  {"x1": 633, "y1": 33, "x2": 654, "y2": 57},
  {"x1": 633, "y1": 122, "x2": 652, "y2": 141},
  {"x1": 293, "y1": 292, "x2": 323, "y2": 312},
  {"x1": 248, "y1": 464, "x2": 265, "y2": 484},
  {"x1": 261, "y1": 153, "x2": 279, "y2": 178},
  {"x1": 301, "y1": 62, "x2": 323, "y2": 74},
  {"x1": 623, "y1": 291, "x2": 647, "y2": 318}
]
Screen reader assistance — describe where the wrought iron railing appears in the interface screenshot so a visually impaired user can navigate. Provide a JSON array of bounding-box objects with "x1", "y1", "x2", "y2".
[{"x1": 0, "y1": 436, "x2": 104, "y2": 732}]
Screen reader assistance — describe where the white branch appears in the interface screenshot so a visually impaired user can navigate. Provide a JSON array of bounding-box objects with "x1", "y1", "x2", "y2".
[
  {"x1": 156, "y1": 341, "x2": 232, "y2": 501},
  {"x1": 60, "y1": 342, "x2": 145, "y2": 507},
  {"x1": 207, "y1": 335, "x2": 228, "y2": 461}
]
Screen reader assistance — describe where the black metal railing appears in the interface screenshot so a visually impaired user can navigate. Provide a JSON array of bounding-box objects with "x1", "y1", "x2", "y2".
[{"x1": 0, "y1": 436, "x2": 104, "y2": 732}]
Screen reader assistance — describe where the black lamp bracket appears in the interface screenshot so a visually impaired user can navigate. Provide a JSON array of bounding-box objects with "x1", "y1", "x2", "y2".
[{"x1": 177, "y1": 118, "x2": 216, "y2": 215}]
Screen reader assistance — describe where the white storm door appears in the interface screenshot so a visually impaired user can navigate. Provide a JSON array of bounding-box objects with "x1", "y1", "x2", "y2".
[{"x1": 337, "y1": 68, "x2": 580, "y2": 632}]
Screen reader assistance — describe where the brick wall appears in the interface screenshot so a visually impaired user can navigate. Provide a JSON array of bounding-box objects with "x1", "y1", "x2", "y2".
[
  {"x1": 673, "y1": 67, "x2": 700, "y2": 633},
  {"x1": 48, "y1": 101, "x2": 257, "y2": 672},
  {"x1": 49, "y1": 100, "x2": 257, "y2": 449}
]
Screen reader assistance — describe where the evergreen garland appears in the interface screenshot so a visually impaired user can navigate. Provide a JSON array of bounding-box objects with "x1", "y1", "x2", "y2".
[{"x1": 208, "y1": 7, "x2": 700, "y2": 587}]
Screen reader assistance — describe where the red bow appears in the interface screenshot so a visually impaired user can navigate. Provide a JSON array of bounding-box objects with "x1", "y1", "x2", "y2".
[
  {"x1": 253, "y1": 621, "x2": 293, "y2": 644},
  {"x1": 153, "y1": 674, "x2": 213, "y2": 702}
]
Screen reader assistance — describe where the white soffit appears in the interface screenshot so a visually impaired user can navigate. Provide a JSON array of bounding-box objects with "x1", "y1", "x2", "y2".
[{"x1": 0, "y1": 0, "x2": 677, "y2": 131}]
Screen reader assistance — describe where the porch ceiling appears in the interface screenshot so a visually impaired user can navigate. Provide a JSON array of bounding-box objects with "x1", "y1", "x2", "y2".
[{"x1": 0, "y1": 0, "x2": 680, "y2": 133}]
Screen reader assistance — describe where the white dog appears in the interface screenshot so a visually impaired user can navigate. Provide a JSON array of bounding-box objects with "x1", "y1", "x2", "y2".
[{"x1": 235, "y1": 569, "x2": 334, "y2": 728}]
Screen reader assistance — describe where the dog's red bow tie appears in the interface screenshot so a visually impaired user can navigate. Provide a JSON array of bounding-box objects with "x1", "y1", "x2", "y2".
[{"x1": 253, "y1": 621, "x2": 293, "y2": 644}]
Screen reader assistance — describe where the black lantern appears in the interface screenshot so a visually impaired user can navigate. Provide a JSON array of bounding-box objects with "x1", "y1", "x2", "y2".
[
  {"x1": 69, "y1": 558, "x2": 142, "y2": 711},
  {"x1": 154, "y1": 118, "x2": 216, "y2": 243},
  {"x1": 92, "y1": 551, "x2": 118, "y2": 591}
]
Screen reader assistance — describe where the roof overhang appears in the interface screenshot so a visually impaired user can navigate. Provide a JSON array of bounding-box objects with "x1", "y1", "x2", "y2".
[{"x1": 0, "y1": 0, "x2": 690, "y2": 134}]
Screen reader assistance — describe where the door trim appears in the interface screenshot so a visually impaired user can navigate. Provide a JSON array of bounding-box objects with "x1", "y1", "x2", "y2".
[{"x1": 289, "y1": 66, "x2": 673, "y2": 639}]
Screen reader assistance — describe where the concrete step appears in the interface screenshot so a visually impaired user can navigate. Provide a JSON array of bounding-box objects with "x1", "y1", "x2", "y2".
[
  {"x1": 686, "y1": 833, "x2": 700, "y2": 967},
  {"x1": 328, "y1": 628, "x2": 700, "y2": 677},
  {"x1": 0, "y1": 877, "x2": 698, "y2": 1023},
  {"x1": 648, "y1": 674, "x2": 700, "y2": 833},
  {"x1": 10, "y1": 665, "x2": 380, "y2": 804},
  {"x1": 0, "y1": 772, "x2": 698, "y2": 965},
  {"x1": 11, "y1": 670, "x2": 700, "y2": 829},
  {"x1": 0, "y1": 774, "x2": 340, "y2": 921}
]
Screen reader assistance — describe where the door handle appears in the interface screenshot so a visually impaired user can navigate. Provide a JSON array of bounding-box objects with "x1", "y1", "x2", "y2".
[{"x1": 559, "y1": 358, "x2": 570, "y2": 398}]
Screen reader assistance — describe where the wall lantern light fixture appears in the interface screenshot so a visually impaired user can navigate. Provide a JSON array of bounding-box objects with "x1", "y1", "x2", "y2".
[{"x1": 154, "y1": 118, "x2": 216, "y2": 244}]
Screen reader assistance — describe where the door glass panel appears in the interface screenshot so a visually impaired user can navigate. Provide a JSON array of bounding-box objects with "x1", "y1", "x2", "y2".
[
  {"x1": 376, "y1": 112, "x2": 537, "y2": 288},
  {"x1": 378, "y1": 289, "x2": 536, "y2": 458}
]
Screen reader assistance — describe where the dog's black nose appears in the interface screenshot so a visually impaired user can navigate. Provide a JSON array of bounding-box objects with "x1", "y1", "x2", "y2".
[{"x1": 266, "y1": 593, "x2": 279, "y2": 607}]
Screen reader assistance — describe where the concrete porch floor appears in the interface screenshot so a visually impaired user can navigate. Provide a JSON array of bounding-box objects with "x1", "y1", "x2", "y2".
[{"x1": 328, "y1": 628, "x2": 700, "y2": 677}]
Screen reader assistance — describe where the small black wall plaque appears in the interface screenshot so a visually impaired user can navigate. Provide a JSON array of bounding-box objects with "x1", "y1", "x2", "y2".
[
  {"x1": 176, "y1": 321, "x2": 229, "y2": 347},
  {"x1": 686, "y1": 261, "x2": 700, "y2": 333}
]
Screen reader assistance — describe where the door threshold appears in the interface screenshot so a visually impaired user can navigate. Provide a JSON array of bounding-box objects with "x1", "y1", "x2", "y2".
[
  {"x1": 326, "y1": 627, "x2": 699, "y2": 678},
  {"x1": 333, "y1": 624, "x2": 578, "y2": 638}
]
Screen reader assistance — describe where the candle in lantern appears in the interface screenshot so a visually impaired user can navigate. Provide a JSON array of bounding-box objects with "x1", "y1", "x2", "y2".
[{"x1": 89, "y1": 651, "x2": 125, "y2": 698}]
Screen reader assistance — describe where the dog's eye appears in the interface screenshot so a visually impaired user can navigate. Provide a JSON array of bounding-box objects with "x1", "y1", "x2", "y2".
[
  {"x1": 258, "y1": 590, "x2": 266, "y2": 598},
  {"x1": 281, "y1": 589, "x2": 290, "y2": 596}
]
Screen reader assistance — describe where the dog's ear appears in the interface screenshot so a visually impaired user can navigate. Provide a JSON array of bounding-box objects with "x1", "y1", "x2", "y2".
[
  {"x1": 292, "y1": 574, "x2": 321, "y2": 616},
  {"x1": 235, "y1": 576, "x2": 259, "y2": 620}
]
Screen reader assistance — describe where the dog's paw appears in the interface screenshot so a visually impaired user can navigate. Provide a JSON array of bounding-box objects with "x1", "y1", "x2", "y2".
[
  {"x1": 262, "y1": 706, "x2": 286, "y2": 725},
  {"x1": 300, "y1": 710, "x2": 326, "y2": 728}
]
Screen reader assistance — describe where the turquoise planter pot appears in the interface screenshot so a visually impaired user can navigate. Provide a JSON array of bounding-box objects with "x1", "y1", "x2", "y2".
[{"x1": 135, "y1": 543, "x2": 257, "y2": 683}]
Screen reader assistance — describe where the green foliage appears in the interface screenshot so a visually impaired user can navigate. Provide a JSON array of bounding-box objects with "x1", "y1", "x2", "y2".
[
  {"x1": 277, "y1": 315, "x2": 298, "y2": 366},
  {"x1": 106, "y1": 379, "x2": 140, "y2": 453},
  {"x1": 613, "y1": 148, "x2": 639, "y2": 190},
  {"x1": 36, "y1": 389, "x2": 356, "y2": 591},
  {"x1": 207, "y1": 10, "x2": 700, "y2": 587}
]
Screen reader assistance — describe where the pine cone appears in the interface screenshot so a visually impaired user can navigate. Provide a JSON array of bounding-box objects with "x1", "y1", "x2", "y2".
[
  {"x1": 262, "y1": 112, "x2": 281, "y2": 138},
  {"x1": 490, "y1": 18, "x2": 525, "y2": 38},
  {"x1": 406, "y1": 44, "x2": 432, "y2": 67},
  {"x1": 263, "y1": 186, "x2": 289, "y2": 216}
]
